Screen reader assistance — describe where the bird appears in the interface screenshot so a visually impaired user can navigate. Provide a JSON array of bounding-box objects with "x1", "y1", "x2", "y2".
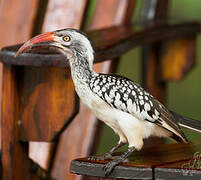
[{"x1": 16, "y1": 28, "x2": 188, "y2": 176}]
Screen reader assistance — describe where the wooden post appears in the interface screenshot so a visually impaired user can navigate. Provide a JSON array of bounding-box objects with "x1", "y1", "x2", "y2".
[{"x1": 1, "y1": 65, "x2": 39, "y2": 180}]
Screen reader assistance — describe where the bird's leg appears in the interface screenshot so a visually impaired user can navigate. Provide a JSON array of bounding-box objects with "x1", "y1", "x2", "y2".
[
  {"x1": 88, "y1": 141, "x2": 126, "y2": 161},
  {"x1": 103, "y1": 146, "x2": 135, "y2": 177}
]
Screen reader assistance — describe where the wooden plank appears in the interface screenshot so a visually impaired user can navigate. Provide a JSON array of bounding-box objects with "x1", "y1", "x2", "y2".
[
  {"x1": 42, "y1": 0, "x2": 88, "y2": 32},
  {"x1": 17, "y1": 66, "x2": 79, "y2": 141},
  {"x1": 89, "y1": 0, "x2": 136, "y2": 29},
  {"x1": 70, "y1": 141, "x2": 201, "y2": 179},
  {"x1": 70, "y1": 159, "x2": 152, "y2": 180},
  {"x1": 1, "y1": 65, "x2": 39, "y2": 180},
  {"x1": 0, "y1": 21, "x2": 200, "y2": 67}
]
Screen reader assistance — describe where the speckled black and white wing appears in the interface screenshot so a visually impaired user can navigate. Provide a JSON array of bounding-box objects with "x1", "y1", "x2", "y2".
[{"x1": 89, "y1": 74, "x2": 188, "y2": 143}]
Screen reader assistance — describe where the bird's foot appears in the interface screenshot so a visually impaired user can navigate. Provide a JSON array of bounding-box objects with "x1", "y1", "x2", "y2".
[
  {"x1": 88, "y1": 153, "x2": 112, "y2": 161},
  {"x1": 103, "y1": 158, "x2": 120, "y2": 177},
  {"x1": 102, "y1": 146, "x2": 135, "y2": 177}
]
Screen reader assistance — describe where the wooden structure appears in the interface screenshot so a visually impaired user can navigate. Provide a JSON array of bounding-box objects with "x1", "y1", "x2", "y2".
[
  {"x1": 0, "y1": 0, "x2": 201, "y2": 179},
  {"x1": 71, "y1": 141, "x2": 201, "y2": 179}
]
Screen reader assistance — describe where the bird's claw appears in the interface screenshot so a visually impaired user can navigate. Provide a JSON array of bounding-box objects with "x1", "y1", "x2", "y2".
[{"x1": 103, "y1": 160, "x2": 118, "y2": 177}]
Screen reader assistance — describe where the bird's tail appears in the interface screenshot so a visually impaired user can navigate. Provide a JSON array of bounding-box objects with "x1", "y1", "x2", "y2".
[{"x1": 170, "y1": 110, "x2": 201, "y2": 133}]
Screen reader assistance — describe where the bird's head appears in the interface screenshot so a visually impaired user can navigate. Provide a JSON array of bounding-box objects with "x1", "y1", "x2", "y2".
[{"x1": 16, "y1": 28, "x2": 94, "y2": 67}]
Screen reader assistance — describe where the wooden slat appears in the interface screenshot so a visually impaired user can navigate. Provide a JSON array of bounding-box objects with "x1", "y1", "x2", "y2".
[
  {"x1": 0, "y1": 0, "x2": 39, "y2": 48},
  {"x1": 89, "y1": 0, "x2": 136, "y2": 29},
  {"x1": 42, "y1": 0, "x2": 88, "y2": 32},
  {"x1": 0, "y1": 21, "x2": 200, "y2": 67}
]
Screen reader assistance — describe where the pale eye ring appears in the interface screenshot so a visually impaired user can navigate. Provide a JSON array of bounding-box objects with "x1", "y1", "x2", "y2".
[{"x1": 63, "y1": 36, "x2": 71, "y2": 42}]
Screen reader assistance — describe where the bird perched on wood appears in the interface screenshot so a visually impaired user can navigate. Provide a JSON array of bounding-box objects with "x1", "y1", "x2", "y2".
[{"x1": 16, "y1": 28, "x2": 188, "y2": 176}]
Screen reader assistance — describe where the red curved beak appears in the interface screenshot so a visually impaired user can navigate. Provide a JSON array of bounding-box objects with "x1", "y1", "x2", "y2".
[{"x1": 15, "y1": 32, "x2": 57, "y2": 57}]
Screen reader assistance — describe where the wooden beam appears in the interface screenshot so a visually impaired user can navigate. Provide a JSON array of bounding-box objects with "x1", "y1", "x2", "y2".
[{"x1": 1, "y1": 21, "x2": 200, "y2": 67}]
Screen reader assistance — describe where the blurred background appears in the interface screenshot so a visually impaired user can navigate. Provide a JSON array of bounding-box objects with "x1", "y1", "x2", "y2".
[{"x1": 96, "y1": 0, "x2": 201, "y2": 153}]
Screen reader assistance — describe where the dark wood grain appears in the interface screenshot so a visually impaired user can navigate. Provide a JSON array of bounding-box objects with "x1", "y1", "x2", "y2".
[
  {"x1": 70, "y1": 141, "x2": 201, "y2": 179},
  {"x1": 0, "y1": 21, "x2": 200, "y2": 67}
]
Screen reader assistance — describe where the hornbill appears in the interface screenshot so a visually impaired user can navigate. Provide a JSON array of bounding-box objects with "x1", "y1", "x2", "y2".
[{"x1": 16, "y1": 28, "x2": 201, "y2": 176}]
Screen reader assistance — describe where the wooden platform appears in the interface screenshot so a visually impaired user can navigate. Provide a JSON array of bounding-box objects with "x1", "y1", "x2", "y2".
[{"x1": 70, "y1": 141, "x2": 201, "y2": 179}]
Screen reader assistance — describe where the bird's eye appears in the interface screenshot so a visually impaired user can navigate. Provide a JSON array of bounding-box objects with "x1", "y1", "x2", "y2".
[{"x1": 63, "y1": 36, "x2": 71, "y2": 42}]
